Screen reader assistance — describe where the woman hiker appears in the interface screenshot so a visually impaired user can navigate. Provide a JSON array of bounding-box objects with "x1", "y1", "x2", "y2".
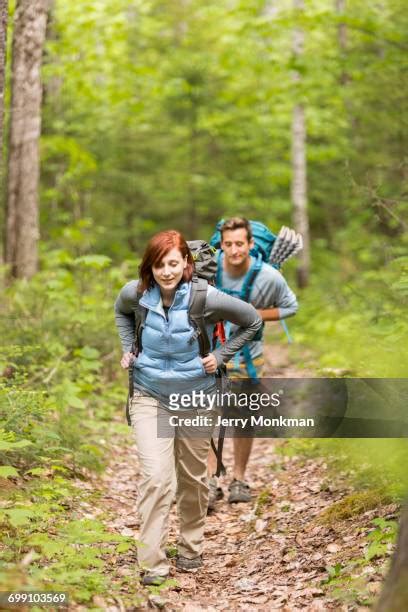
[{"x1": 114, "y1": 229, "x2": 262, "y2": 585}]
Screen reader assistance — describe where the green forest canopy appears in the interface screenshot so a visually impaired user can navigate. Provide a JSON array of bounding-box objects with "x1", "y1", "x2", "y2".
[
  {"x1": 34, "y1": 0, "x2": 406, "y2": 257},
  {"x1": 1, "y1": 0, "x2": 407, "y2": 376}
]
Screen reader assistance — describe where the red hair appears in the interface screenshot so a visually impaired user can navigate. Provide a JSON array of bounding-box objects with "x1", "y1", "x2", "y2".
[{"x1": 138, "y1": 230, "x2": 194, "y2": 293}]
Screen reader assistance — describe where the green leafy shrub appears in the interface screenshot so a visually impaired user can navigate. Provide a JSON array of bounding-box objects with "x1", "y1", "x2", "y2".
[{"x1": 0, "y1": 257, "x2": 138, "y2": 604}]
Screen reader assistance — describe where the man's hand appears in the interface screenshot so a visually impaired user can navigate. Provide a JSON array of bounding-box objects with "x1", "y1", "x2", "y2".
[
  {"x1": 202, "y1": 353, "x2": 218, "y2": 374},
  {"x1": 121, "y1": 352, "x2": 135, "y2": 369}
]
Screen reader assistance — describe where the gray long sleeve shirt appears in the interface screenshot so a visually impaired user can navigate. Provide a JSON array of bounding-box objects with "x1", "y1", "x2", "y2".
[
  {"x1": 114, "y1": 280, "x2": 263, "y2": 367},
  {"x1": 219, "y1": 258, "x2": 298, "y2": 361}
]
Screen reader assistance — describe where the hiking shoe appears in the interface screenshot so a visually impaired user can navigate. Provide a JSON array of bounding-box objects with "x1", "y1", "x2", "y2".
[
  {"x1": 176, "y1": 555, "x2": 203, "y2": 571},
  {"x1": 207, "y1": 477, "x2": 224, "y2": 513},
  {"x1": 142, "y1": 573, "x2": 168, "y2": 586},
  {"x1": 228, "y1": 479, "x2": 252, "y2": 503}
]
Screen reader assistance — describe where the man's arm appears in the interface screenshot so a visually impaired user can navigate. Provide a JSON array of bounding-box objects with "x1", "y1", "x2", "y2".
[
  {"x1": 257, "y1": 307, "x2": 280, "y2": 321},
  {"x1": 204, "y1": 286, "x2": 263, "y2": 366},
  {"x1": 254, "y1": 266, "x2": 298, "y2": 320}
]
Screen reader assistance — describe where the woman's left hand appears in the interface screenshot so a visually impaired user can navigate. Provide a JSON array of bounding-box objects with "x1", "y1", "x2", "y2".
[{"x1": 201, "y1": 353, "x2": 218, "y2": 374}]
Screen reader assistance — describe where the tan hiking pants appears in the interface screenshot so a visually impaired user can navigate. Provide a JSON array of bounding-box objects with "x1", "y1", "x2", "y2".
[{"x1": 129, "y1": 392, "x2": 215, "y2": 576}]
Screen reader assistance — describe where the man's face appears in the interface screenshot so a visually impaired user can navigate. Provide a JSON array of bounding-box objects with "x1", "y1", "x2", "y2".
[{"x1": 221, "y1": 228, "x2": 253, "y2": 268}]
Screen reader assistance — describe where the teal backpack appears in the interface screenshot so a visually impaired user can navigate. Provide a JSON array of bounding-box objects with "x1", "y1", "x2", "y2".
[{"x1": 209, "y1": 220, "x2": 302, "y2": 379}]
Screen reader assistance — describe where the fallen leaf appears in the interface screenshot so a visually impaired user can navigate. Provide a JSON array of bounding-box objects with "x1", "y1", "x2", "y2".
[
  {"x1": 255, "y1": 519, "x2": 268, "y2": 533},
  {"x1": 242, "y1": 595, "x2": 269, "y2": 604},
  {"x1": 234, "y1": 578, "x2": 256, "y2": 591},
  {"x1": 120, "y1": 527, "x2": 135, "y2": 537},
  {"x1": 326, "y1": 543, "x2": 341, "y2": 553}
]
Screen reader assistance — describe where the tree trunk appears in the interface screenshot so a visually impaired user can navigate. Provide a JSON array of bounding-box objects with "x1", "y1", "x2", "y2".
[
  {"x1": 0, "y1": 0, "x2": 8, "y2": 151},
  {"x1": 291, "y1": 0, "x2": 310, "y2": 288},
  {"x1": 5, "y1": 0, "x2": 49, "y2": 279},
  {"x1": 187, "y1": 119, "x2": 198, "y2": 239},
  {"x1": 336, "y1": 0, "x2": 348, "y2": 84},
  {"x1": 376, "y1": 503, "x2": 408, "y2": 611},
  {"x1": 336, "y1": 0, "x2": 347, "y2": 50},
  {"x1": 0, "y1": 1, "x2": 8, "y2": 268}
]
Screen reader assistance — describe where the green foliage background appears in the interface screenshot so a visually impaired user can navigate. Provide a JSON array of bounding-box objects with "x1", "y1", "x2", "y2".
[
  {"x1": 0, "y1": 0, "x2": 407, "y2": 605},
  {"x1": 37, "y1": 0, "x2": 408, "y2": 375}
]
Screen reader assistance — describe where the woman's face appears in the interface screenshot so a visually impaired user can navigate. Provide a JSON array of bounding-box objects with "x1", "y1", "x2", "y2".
[{"x1": 152, "y1": 247, "x2": 187, "y2": 293}]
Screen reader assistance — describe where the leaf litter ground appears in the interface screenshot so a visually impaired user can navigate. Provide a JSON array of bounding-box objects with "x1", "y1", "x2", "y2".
[{"x1": 81, "y1": 338, "x2": 397, "y2": 611}]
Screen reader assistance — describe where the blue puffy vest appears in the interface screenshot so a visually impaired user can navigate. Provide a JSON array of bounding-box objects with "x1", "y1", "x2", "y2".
[{"x1": 133, "y1": 281, "x2": 215, "y2": 398}]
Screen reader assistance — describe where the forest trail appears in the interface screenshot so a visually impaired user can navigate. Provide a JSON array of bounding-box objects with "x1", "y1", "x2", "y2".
[{"x1": 87, "y1": 333, "x2": 396, "y2": 611}]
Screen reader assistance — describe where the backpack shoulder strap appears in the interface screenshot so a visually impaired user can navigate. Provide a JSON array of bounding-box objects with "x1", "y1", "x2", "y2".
[
  {"x1": 240, "y1": 254, "x2": 263, "y2": 302},
  {"x1": 188, "y1": 276, "x2": 211, "y2": 357},
  {"x1": 215, "y1": 250, "x2": 223, "y2": 289},
  {"x1": 133, "y1": 282, "x2": 147, "y2": 355},
  {"x1": 216, "y1": 251, "x2": 262, "y2": 303},
  {"x1": 134, "y1": 304, "x2": 147, "y2": 354},
  {"x1": 127, "y1": 283, "x2": 146, "y2": 426}
]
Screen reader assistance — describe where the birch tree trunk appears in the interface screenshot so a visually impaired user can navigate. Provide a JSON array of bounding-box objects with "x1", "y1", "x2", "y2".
[
  {"x1": 336, "y1": 0, "x2": 347, "y2": 50},
  {"x1": 0, "y1": 0, "x2": 7, "y2": 151},
  {"x1": 291, "y1": 0, "x2": 310, "y2": 288},
  {"x1": 336, "y1": 0, "x2": 348, "y2": 84},
  {"x1": 5, "y1": 0, "x2": 49, "y2": 278},
  {"x1": 376, "y1": 504, "x2": 408, "y2": 611}
]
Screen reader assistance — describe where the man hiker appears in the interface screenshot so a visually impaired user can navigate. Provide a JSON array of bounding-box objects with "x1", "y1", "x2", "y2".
[{"x1": 208, "y1": 217, "x2": 298, "y2": 509}]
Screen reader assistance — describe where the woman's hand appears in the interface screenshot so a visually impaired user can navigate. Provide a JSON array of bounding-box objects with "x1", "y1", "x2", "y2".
[
  {"x1": 121, "y1": 352, "x2": 135, "y2": 369},
  {"x1": 201, "y1": 353, "x2": 218, "y2": 374}
]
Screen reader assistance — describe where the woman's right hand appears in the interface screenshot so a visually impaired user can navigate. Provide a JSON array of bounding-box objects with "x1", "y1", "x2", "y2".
[{"x1": 121, "y1": 352, "x2": 135, "y2": 369}]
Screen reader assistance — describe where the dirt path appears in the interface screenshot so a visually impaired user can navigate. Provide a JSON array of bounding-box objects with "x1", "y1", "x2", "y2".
[{"x1": 95, "y1": 337, "x2": 395, "y2": 610}]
